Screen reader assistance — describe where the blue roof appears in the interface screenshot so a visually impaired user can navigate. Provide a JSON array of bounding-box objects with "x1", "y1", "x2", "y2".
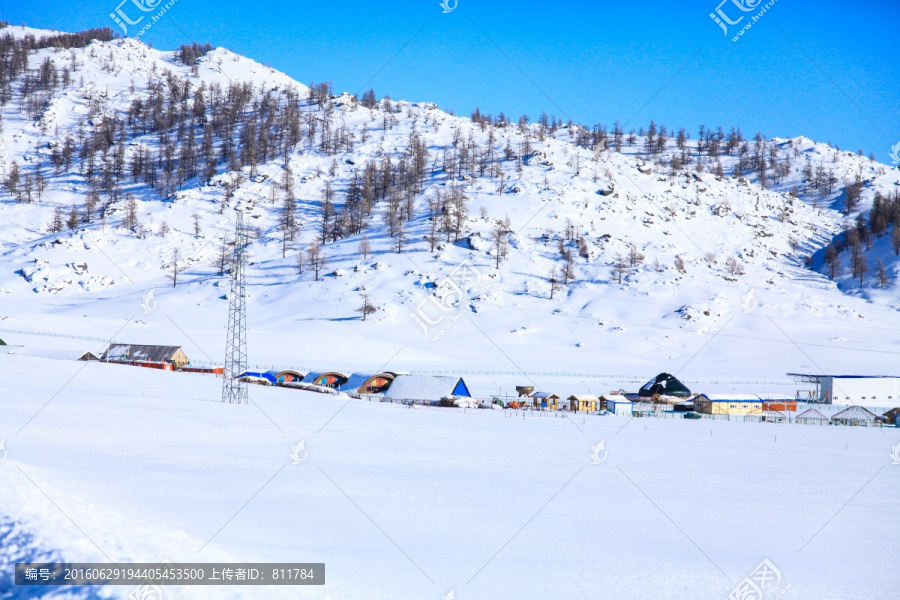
[{"x1": 239, "y1": 371, "x2": 277, "y2": 384}]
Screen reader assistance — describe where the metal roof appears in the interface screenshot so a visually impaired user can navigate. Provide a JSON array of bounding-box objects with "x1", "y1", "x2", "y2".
[{"x1": 101, "y1": 343, "x2": 183, "y2": 363}]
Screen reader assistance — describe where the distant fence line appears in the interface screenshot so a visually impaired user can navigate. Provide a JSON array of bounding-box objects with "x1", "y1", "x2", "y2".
[{"x1": 0, "y1": 327, "x2": 119, "y2": 344}]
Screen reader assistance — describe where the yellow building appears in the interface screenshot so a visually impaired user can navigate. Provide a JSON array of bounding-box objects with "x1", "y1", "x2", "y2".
[
  {"x1": 694, "y1": 394, "x2": 762, "y2": 415},
  {"x1": 568, "y1": 394, "x2": 599, "y2": 412}
]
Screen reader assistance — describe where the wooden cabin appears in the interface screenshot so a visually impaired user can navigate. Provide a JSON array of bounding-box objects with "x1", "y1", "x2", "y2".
[
  {"x1": 532, "y1": 392, "x2": 561, "y2": 410},
  {"x1": 567, "y1": 394, "x2": 599, "y2": 412}
]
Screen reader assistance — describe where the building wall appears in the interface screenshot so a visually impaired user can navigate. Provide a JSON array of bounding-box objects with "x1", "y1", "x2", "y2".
[
  {"x1": 710, "y1": 401, "x2": 761, "y2": 415},
  {"x1": 170, "y1": 348, "x2": 189, "y2": 367},
  {"x1": 825, "y1": 377, "x2": 899, "y2": 407}
]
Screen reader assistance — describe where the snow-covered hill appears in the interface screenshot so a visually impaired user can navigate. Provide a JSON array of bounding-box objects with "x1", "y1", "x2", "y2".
[{"x1": 1, "y1": 24, "x2": 899, "y2": 388}]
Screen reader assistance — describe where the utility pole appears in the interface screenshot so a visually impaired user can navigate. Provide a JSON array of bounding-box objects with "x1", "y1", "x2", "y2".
[{"x1": 222, "y1": 209, "x2": 248, "y2": 404}]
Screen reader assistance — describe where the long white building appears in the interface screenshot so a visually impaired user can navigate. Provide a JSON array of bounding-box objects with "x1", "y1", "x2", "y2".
[{"x1": 789, "y1": 374, "x2": 899, "y2": 408}]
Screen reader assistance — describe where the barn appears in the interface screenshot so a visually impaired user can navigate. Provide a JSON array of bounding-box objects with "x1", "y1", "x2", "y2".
[
  {"x1": 100, "y1": 344, "x2": 189, "y2": 367},
  {"x1": 382, "y1": 375, "x2": 470, "y2": 403}
]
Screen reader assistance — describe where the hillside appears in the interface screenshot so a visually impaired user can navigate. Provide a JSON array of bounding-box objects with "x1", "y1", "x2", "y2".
[{"x1": 0, "y1": 24, "x2": 899, "y2": 389}]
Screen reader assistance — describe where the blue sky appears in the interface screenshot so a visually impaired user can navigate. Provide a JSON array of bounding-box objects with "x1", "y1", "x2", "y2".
[{"x1": 5, "y1": 0, "x2": 899, "y2": 159}]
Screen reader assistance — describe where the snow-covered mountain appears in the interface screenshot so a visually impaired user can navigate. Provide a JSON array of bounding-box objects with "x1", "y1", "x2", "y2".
[{"x1": 1, "y1": 24, "x2": 899, "y2": 391}]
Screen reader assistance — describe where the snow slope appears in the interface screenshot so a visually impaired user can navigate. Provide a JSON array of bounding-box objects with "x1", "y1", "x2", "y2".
[{"x1": 0, "y1": 26, "x2": 898, "y2": 394}]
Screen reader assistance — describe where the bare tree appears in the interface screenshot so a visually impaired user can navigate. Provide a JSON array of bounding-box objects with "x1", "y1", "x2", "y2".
[
  {"x1": 612, "y1": 253, "x2": 630, "y2": 284},
  {"x1": 491, "y1": 220, "x2": 508, "y2": 268},
  {"x1": 296, "y1": 247, "x2": 305, "y2": 274},
  {"x1": 725, "y1": 256, "x2": 745, "y2": 276},
  {"x1": 674, "y1": 255, "x2": 686, "y2": 274},
  {"x1": 191, "y1": 213, "x2": 202, "y2": 236},
  {"x1": 628, "y1": 243, "x2": 645, "y2": 268},
  {"x1": 359, "y1": 234, "x2": 371, "y2": 259},
  {"x1": 356, "y1": 293, "x2": 376, "y2": 320},
  {"x1": 307, "y1": 242, "x2": 328, "y2": 281},
  {"x1": 167, "y1": 248, "x2": 185, "y2": 287},
  {"x1": 876, "y1": 258, "x2": 889, "y2": 289},
  {"x1": 549, "y1": 267, "x2": 562, "y2": 299}
]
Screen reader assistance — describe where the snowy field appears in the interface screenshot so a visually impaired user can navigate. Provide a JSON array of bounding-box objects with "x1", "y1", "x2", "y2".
[{"x1": 1, "y1": 354, "x2": 899, "y2": 600}]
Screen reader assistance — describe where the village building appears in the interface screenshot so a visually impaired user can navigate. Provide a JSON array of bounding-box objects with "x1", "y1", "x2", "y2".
[
  {"x1": 831, "y1": 405, "x2": 878, "y2": 427},
  {"x1": 639, "y1": 373, "x2": 692, "y2": 399},
  {"x1": 305, "y1": 371, "x2": 349, "y2": 389},
  {"x1": 601, "y1": 395, "x2": 633, "y2": 416},
  {"x1": 100, "y1": 344, "x2": 189, "y2": 368},
  {"x1": 532, "y1": 392, "x2": 561, "y2": 410},
  {"x1": 343, "y1": 372, "x2": 397, "y2": 395},
  {"x1": 693, "y1": 394, "x2": 763, "y2": 415},
  {"x1": 788, "y1": 373, "x2": 899, "y2": 407},
  {"x1": 795, "y1": 408, "x2": 830, "y2": 425},
  {"x1": 566, "y1": 394, "x2": 597, "y2": 412},
  {"x1": 273, "y1": 369, "x2": 306, "y2": 384},
  {"x1": 382, "y1": 375, "x2": 471, "y2": 403}
]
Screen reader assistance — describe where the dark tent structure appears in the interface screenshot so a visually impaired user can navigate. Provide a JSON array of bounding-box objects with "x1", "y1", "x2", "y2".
[{"x1": 639, "y1": 373, "x2": 692, "y2": 398}]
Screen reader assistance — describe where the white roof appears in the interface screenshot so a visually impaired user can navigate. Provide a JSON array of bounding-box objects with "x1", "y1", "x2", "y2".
[
  {"x1": 601, "y1": 394, "x2": 630, "y2": 402},
  {"x1": 701, "y1": 394, "x2": 761, "y2": 402},
  {"x1": 383, "y1": 375, "x2": 462, "y2": 401}
]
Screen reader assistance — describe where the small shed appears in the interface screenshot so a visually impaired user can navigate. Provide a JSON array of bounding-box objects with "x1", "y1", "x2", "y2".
[
  {"x1": 383, "y1": 375, "x2": 471, "y2": 403},
  {"x1": 532, "y1": 392, "x2": 561, "y2": 410},
  {"x1": 880, "y1": 407, "x2": 900, "y2": 425},
  {"x1": 567, "y1": 394, "x2": 598, "y2": 412},
  {"x1": 305, "y1": 371, "x2": 349, "y2": 389},
  {"x1": 795, "y1": 408, "x2": 829, "y2": 425},
  {"x1": 605, "y1": 397, "x2": 634, "y2": 416},
  {"x1": 831, "y1": 405, "x2": 878, "y2": 426}
]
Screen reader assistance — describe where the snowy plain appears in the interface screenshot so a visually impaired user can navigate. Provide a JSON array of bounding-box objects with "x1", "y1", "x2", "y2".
[{"x1": 2, "y1": 354, "x2": 899, "y2": 600}]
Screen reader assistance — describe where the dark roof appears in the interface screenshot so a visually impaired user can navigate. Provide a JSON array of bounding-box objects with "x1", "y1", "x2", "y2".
[
  {"x1": 101, "y1": 343, "x2": 183, "y2": 363},
  {"x1": 639, "y1": 373, "x2": 692, "y2": 398}
]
